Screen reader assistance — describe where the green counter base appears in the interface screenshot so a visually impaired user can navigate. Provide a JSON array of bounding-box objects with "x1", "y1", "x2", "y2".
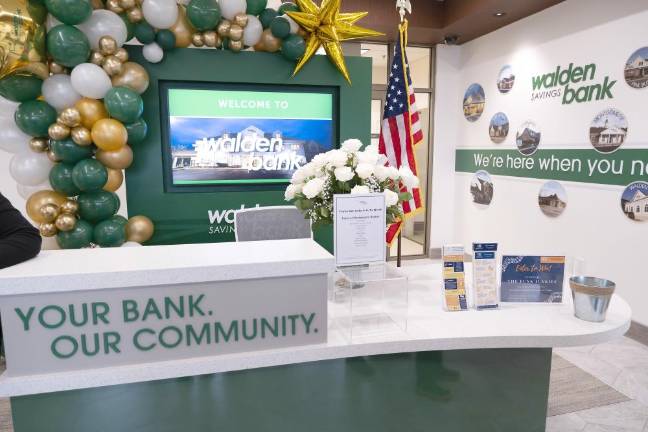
[{"x1": 11, "y1": 348, "x2": 551, "y2": 432}]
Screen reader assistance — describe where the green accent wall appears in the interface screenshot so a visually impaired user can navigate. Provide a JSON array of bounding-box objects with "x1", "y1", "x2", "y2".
[
  {"x1": 124, "y1": 47, "x2": 371, "y2": 246},
  {"x1": 11, "y1": 348, "x2": 551, "y2": 432}
]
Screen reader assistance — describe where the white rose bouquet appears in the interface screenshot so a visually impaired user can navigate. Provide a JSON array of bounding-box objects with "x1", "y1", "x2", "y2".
[{"x1": 285, "y1": 139, "x2": 420, "y2": 228}]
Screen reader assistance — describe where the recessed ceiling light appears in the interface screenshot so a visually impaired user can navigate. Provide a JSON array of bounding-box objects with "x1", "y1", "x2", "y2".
[{"x1": 494, "y1": 11, "x2": 506, "y2": 17}]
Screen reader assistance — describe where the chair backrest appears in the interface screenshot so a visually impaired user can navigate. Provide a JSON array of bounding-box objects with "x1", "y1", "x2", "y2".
[{"x1": 234, "y1": 206, "x2": 312, "y2": 242}]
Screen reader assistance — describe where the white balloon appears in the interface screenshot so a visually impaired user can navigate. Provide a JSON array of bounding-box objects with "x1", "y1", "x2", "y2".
[
  {"x1": 46, "y1": 14, "x2": 63, "y2": 32},
  {"x1": 0, "y1": 116, "x2": 31, "y2": 154},
  {"x1": 141, "y1": 0, "x2": 178, "y2": 29},
  {"x1": 219, "y1": 0, "x2": 246, "y2": 20},
  {"x1": 70, "y1": 63, "x2": 112, "y2": 99},
  {"x1": 42, "y1": 74, "x2": 82, "y2": 111},
  {"x1": 17, "y1": 181, "x2": 51, "y2": 200},
  {"x1": 142, "y1": 43, "x2": 164, "y2": 63},
  {"x1": 9, "y1": 151, "x2": 54, "y2": 186},
  {"x1": 281, "y1": 14, "x2": 299, "y2": 34},
  {"x1": 77, "y1": 10, "x2": 127, "y2": 49},
  {"x1": 243, "y1": 15, "x2": 263, "y2": 47},
  {"x1": 122, "y1": 241, "x2": 143, "y2": 247},
  {"x1": 0, "y1": 95, "x2": 19, "y2": 116}
]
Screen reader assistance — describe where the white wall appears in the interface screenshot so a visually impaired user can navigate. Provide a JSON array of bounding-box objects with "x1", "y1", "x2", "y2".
[{"x1": 432, "y1": 0, "x2": 648, "y2": 325}]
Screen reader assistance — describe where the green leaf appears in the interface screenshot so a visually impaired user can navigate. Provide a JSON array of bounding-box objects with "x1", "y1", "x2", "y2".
[{"x1": 399, "y1": 192, "x2": 413, "y2": 201}]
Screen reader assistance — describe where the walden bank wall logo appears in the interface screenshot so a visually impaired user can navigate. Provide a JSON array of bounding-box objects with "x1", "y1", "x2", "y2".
[
  {"x1": 531, "y1": 62, "x2": 616, "y2": 104},
  {"x1": 207, "y1": 204, "x2": 260, "y2": 235}
]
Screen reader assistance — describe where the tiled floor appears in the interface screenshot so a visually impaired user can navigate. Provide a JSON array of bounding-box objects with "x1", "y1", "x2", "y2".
[{"x1": 549, "y1": 337, "x2": 648, "y2": 432}]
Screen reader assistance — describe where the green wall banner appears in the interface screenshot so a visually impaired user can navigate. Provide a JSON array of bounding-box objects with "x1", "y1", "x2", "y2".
[{"x1": 456, "y1": 148, "x2": 648, "y2": 186}]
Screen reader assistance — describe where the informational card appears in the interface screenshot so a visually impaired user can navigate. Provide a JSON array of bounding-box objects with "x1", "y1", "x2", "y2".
[
  {"x1": 500, "y1": 255, "x2": 566, "y2": 303},
  {"x1": 442, "y1": 245, "x2": 468, "y2": 311},
  {"x1": 333, "y1": 194, "x2": 386, "y2": 267},
  {"x1": 472, "y1": 242, "x2": 499, "y2": 310}
]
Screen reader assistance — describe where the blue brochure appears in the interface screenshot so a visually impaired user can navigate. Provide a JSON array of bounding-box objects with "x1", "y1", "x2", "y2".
[{"x1": 500, "y1": 256, "x2": 565, "y2": 303}]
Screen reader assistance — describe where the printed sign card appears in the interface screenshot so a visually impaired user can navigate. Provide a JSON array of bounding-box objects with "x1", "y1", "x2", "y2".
[
  {"x1": 333, "y1": 194, "x2": 386, "y2": 267},
  {"x1": 500, "y1": 256, "x2": 566, "y2": 303}
]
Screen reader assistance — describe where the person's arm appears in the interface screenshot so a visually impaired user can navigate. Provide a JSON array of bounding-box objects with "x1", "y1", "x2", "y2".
[{"x1": 0, "y1": 193, "x2": 42, "y2": 269}]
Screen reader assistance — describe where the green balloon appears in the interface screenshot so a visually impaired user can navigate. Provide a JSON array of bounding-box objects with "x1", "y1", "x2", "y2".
[
  {"x1": 14, "y1": 100, "x2": 57, "y2": 137},
  {"x1": 186, "y1": 0, "x2": 221, "y2": 31},
  {"x1": 246, "y1": 0, "x2": 267, "y2": 16},
  {"x1": 270, "y1": 16, "x2": 290, "y2": 39},
  {"x1": 50, "y1": 138, "x2": 94, "y2": 164},
  {"x1": 44, "y1": 0, "x2": 92, "y2": 25},
  {"x1": 77, "y1": 190, "x2": 119, "y2": 222},
  {"x1": 93, "y1": 218, "x2": 126, "y2": 247},
  {"x1": 281, "y1": 34, "x2": 305, "y2": 60},
  {"x1": 111, "y1": 214, "x2": 128, "y2": 228},
  {"x1": 125, "y1": 117, "x2": 147, "y2": 145},
  {"x1": 72, "y1": 159, "x2": 108, "y2": 192},
  {"x1": 103, "y1": 87, "x2": 143, "y2": 123},
  {"x1": 56, "y1": 219, "x2": 93, "y2": 249},
  {"x1": 49, "y1": 163, "x2": 82, "y2": 197},
  {"x1": 134, "y1": 22, "x2": 156, "y2": 44},
  {"x1": 0, "y1": 74, "x2": 42, "y2": 103},
  {"x1": 27, "y1": 0, "x2": 48, "y2": 24},
  {"x1": 259, "y1": 8, "x2": 278, "y2": 28},
  {"x1": 155, "y1": 29, "x2": 176, "y2": 51},
  {"x1": 46, "y1": 24, "x2": 90, "y2": 68},
  {"x1": 277, "y1": 2, "x2": 298, "y2": 14},
  {"x1": 119, "y1": 13, "x2": 135, "y2": 42}
]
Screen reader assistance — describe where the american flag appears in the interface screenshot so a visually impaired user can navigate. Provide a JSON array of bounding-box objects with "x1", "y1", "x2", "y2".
[{"x1": 378, "y1": 20, "x2": 424, "y2": 245}]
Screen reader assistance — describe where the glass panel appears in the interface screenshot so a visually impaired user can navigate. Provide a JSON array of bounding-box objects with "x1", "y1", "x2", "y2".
[
  {"x1": 371, "y1": 99, "x2": 383, "y2": 135},
  {"x1": 406, "y1": 46, "x2": 431, "y2": 89},
  {"x1": 389, "y1": 92, "x2": 430, "y2": 258},
  {"x1": 361, "y1": 43, "x2": 388, "y2": 85}
]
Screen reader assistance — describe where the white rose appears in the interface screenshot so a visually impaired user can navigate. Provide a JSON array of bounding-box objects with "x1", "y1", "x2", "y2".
[
  {"x1": 291, "y1": 169, "x2": 306, "y2": 184},
  {"x1": 356, "y1": 147, "x2": 380, "y2": 166},
  {"x1": 300, "y1": 163, "x2": 316, "y2": 179},
  {"x1": 387, "y1": 166, "x2": 400, "y2": 180},
  {"x1": 374, "y1": 165, "x2": 390, "y2": 182},
  {"x1": 302, "y1": 177, "x2": 325, "y2": 199},
  {"x1": 399, "y1": 166, "x2": 420, "y2": 188},
  {"x1": 311, "y1": 153, "x2": 328, "y2": 171},
  {"x1": 334, "y1": 166, "x2": 354, "y2": 182},
  {"x1": 384, "y1": 189, "x2": 399, "y2": 206},
  {"x1": 284, "y1": 183, "x2": 301, "y2": 201},
  {"x1": 326, "y1": 149, "x2": 349, "y2": 168},
  {"x1": 341, "y1": 138, "x2": 363, "y2": 153},
  {"x1": 355, "y1": 163, "x2": 374, "y2": 179},
  {"x1": 351, "y1": 185, "x2": 370, "y2": 194}
]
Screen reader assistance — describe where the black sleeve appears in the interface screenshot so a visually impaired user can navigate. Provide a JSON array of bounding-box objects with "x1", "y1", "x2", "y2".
[{"x1": 0, "y1": 193, "x2": 42, "y2": 269}]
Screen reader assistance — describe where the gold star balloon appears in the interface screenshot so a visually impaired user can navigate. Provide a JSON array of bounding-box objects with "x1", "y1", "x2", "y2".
[{"x1": 287, "y1": 0, "x2": 384, "y2": 83}]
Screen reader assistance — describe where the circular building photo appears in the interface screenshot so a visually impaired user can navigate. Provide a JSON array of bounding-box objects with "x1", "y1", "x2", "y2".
[
  {"x1": 463, "y1": 83, "x2": 485, "y2": 122},
  {"x1": 621, "y1": 181, "x2": 648, "y2": 222},
  {"x1": 589, "y1": 108, "x2": 628, "y2": 154},
  {"x1": 624, "y1": 47, "x2": 648, "y2": 89},
  {"x1": 497, "y1": 65, "x2": 515, "y2": 94},
  {"x1": 516, "y1": 121, "x2": 541, "y2": 156},
  {"x1": 489, "y1": 112, "x2": 509, "y2": 143},
  {"x1": 538, "y1": 181, "x2": 567, "y2": 218},
  {"x1": 470, "y1": 170, "x2": 494, "y2": 206}
]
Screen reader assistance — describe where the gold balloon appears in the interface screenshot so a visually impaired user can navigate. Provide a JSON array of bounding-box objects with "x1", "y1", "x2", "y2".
[
  {"x1": 71, "y1": 126, "x2": 93, "y2": 146},
  {"x1": 119, "y1": 0, "x2": 136, "y2": 9},
  {"x1": 48, "y1": 61, "x2": 67, "y2": 75},
  {"x1": 127, "y1": 7, "x2": 143, "y2": 22},
  {"x1": 102, "y1": 55, "x2": 123, "y2": 76},
  {"x1": 91, "y1": 118, "x2": 128, "y2": 151},
  {"x1": 286, "y1": 0, "x2": 384, "y2": 83},
  {"x1": 26, "y1": 190, "x2": 67, "y2": 224},
  {"x1": 96, "y1": 145, "x2": 133, "y2": 169},
  {"x1": 217, "y1": 20, "x2": 231, "y2": 38},
  {"x1": 260, "y1": 29, "x2": 281, "y2": 53},
  {"x1": 229, "y1": 39, "x2": 243, "y2": 52},
  {"x1": 38, "y1": 203, "x2": 60, "y2": 223},
  {"x1": 169, "y1": 5, "x2": 195, "y2": 48},
  {"x1": 106, "y1": 0, "x2": 124, "y2": 13},
  {"x1": 99, "y1": 36, "x2": 118, "y2": 56},
  {"x1": 114, "y1": 48, "x2": 129, "y2": 63},
  {"x1": 103, "y1": 167, "x2": 124, "y2": 192},
  {"x1": 91, "y1": 0, "x2": 103, "y2": 8},
  {"x1": 60, "y1": 199, "x2": 79, "y2": 215},
  {"x1": 126, "y1": 215, "x2": 154, "y2": 243},
  {"x1": 253, "y1": 41, "x2": 265, "y2": 52},
  {"x1": 39, "y1": 222, "x2": 58, "y2": 237},
  {"x1": 192, "y1": 33, "x2": 204, "y2": 47},
  {"x1": 58, "y1": 107, "x2": 82, "y2": 128},
  {"x1": 228, "y1": 24, "x2": 243, "y2": 41},
  {"x1": 203, "y1": 31, "x2": 219, "y2": 48},
  {"x1": 48, "y1": 123, "x2": 70, "y2": 140},
  {"x1": 29, "y1": 137, "x2": 49, "y2": 153},
  {"x1": 55, "y1": 213, "x2": 76, "y2": 232},
  {"x1": 90, "y1": 51, "x2": 105, "y2": 66},
  {"x1": 233, "y1": 13, "x2": 248, "y2": 28},
  {"x1": 0, "y1": 0, "x2": 45, "y2": 81},
  {"x1": 75, "y1": 98, "x2": 109, "y2": 129},
  {"x1": 47, "y1": 149, "x2": 62, "y2": 162},
  {"x1": 111, "y1": 62, "x2": 149, "y2": 94},
  {"x1": 26, "y1": 62, "x2": 49, "y2": 80}
]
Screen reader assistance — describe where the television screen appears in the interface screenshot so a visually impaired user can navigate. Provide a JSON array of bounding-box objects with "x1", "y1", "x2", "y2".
[{"x1": 161, "y1": 83, "x2": 336, "y2": 188}]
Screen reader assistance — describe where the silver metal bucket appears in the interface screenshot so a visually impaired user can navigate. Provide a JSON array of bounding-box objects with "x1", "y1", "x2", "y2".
[{"x1": 569, "y1": 276, "x2": 616, "y2": 322}]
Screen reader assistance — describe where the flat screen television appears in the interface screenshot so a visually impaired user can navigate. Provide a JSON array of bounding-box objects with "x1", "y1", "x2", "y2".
[{"x1": 160, "y1": 81, "x2": 338, "y2": 191}]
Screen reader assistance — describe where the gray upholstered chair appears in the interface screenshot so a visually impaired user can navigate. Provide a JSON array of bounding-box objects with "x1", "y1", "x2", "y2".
[{"x1": 234, "y1": 206, "x2": 312, "y2": 242}]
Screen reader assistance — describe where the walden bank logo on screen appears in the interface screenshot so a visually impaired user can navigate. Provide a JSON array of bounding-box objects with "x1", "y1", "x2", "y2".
[{"x1": 531, "y1": 62, "x2": 616, "y2": 104}]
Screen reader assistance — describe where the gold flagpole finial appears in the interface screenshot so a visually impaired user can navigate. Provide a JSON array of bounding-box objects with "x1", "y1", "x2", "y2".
[{"x1": 396, "y1": 0, "x2": 412, "y2": 23}]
